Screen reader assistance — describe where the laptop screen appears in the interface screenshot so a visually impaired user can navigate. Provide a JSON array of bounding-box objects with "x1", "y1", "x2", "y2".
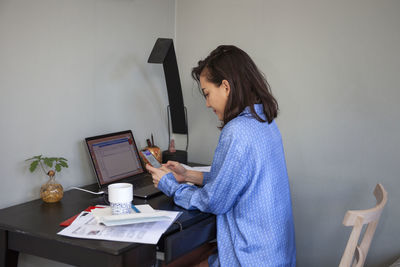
[{"x1": 85, "y1": 130, "x2": 145, "y2": 186}]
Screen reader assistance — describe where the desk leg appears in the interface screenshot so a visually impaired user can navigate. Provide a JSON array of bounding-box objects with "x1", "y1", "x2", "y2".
[{"x1": 0, "y1": 230, "x2": 18, "y2": 267}]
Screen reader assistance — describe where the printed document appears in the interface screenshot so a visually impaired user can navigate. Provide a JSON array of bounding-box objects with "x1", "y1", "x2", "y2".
[
  {"x1": 58, "y1": 205, "x2": 181, "y2": 244},
  {"x1": 181, "y1": 164, "x2": 211, "y2": 172}
]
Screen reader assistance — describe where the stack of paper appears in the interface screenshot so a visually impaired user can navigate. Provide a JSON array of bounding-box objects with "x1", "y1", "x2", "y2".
[
  {"x1": 91, "y1": 206, "x2": 172, "y2": 226},
  {"x1": 58, "y1": 205, "x2": 181, "y2": 244}
]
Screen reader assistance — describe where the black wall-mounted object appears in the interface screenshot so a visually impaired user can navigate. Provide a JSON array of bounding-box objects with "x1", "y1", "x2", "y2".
[{"x1": 148, "y1": 38, "x2": 188, "y2": 134}]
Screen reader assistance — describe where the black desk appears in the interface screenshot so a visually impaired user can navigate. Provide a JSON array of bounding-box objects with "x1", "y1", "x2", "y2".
[{"x1": 0, "y1": 183, "x2": 216, "y2": 267}]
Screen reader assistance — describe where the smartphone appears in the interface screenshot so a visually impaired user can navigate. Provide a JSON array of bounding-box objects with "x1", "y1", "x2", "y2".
[{"x1": 140, "y1": 149, "x2": 162, "y2": 168}]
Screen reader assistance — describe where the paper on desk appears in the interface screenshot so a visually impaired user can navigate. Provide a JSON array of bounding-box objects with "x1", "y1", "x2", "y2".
[
  {"x1": 91, "y1": 206, "x2": 171, "y2": 226},
  {"x1": 181, "y1": 164, "x2": 211, "y2": 172},
  {"x1": 57, "y1": 205, "x2": 181, "y2": 244}
]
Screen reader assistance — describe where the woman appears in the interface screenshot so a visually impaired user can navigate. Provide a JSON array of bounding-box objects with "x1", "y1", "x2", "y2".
[{"x1": 146, "y1": 45, "x2": 296, "y2": 267}]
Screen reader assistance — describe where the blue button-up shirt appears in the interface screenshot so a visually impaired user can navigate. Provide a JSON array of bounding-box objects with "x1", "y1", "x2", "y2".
[{"x1": 158, "y1": 104, "x2": 296, "y2": 266}]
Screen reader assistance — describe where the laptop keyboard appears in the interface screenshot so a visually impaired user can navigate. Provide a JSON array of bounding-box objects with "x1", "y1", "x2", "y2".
[
  {"x1": 132, "y1": 173, "x2": 153, "y2": 188},
  {"x1": 132, "y1": 179, "x2": 149, "y2": 188},
  {"x1": 100, "y1": 173, "x2": 153, "y2": 193}
]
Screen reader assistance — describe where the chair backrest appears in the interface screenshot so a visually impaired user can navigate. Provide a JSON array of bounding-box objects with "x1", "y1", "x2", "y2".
[{"x1": 339, "y1": 184, "x2": 388, "y2": 267}]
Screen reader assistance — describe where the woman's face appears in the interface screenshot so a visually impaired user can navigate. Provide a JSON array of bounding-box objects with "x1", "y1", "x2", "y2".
[{"x1": 200, "y1": 74, "x2": 230, "y2": 121}]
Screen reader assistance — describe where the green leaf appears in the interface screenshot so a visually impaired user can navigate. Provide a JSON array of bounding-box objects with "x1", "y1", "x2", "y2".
[
  {"x1": 59, "y1": 161, "x2": 68, "y2": 168},
  {"x1": 55, "y1": 164, "x2": 61, "y2": 172},
  {"x1": 29, "y1": 161, "x2": 39, "y2": 172},
  {"x1": 59, "y1": 157, "x2": 68, "y2": 161},
  {"x1": 43, "y1": 158, "x2": 54, "y2": 168},
  {"x1": 26, "y1": 155, "x2": 42, "y2": 161}
]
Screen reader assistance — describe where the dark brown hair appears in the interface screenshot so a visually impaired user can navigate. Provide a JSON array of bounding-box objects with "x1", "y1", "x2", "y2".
[{"x1": 192, "y1": 45, "x2": 278, "y2": 128}]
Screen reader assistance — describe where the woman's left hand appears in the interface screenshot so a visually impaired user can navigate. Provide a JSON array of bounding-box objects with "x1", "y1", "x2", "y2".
[{"x1": 145, "y1": 164, "x2": 171, "y2": 187}]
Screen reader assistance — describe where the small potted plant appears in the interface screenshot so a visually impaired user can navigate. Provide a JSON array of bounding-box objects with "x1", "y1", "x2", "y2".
[{"x1": 26, "y1": 155, "x2": 68, "y2": 203}]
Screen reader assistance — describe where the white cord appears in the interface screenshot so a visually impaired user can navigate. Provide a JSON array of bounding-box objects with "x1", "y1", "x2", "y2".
[{"x1": 69, "y1": 186, "x2": 104, "y2": 195}]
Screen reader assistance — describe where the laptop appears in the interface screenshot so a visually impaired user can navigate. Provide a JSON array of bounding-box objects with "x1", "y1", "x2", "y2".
[{"x1": 85, "y1": 130, "x2": 162, "y2": 199}]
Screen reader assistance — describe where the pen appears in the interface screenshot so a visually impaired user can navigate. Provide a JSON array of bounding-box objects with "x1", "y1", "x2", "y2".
[{"x1": 131, "y1": 204, "x2": 140, "y2": 213}]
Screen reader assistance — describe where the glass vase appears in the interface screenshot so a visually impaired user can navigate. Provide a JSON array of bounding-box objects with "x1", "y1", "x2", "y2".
[{"x1": 40, "y1": 174, "x2": 63, "y2": 203}]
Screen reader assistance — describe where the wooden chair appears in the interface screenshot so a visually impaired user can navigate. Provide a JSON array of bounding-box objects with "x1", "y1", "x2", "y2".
[{"x1": 339, "y1": 184, "x2": 388, "y2": 267}]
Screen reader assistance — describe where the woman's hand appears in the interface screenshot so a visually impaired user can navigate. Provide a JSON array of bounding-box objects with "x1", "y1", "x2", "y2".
[
  {"x1": 163, "y1": 161, "x2": 187, "y2": 183},
  {"x1": 145, "y1": 164, "x2": 172, "y2": 188}
]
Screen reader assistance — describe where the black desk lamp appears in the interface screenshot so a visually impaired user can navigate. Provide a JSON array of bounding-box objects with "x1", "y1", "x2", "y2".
[{"x1": 148, "y1": 38, "x2": 188, "y2": 164}]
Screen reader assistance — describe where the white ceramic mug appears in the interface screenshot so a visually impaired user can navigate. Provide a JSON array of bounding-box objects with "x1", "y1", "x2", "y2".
[{"x1": 108, "y1": 183, "x2": 133, "y2": 215}]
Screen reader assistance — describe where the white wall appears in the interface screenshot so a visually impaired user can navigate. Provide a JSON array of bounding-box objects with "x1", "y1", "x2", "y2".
[
  {"x1": 176, "y1": 0, "x2": 400, "y2": 266},
  {"x1": 0, "y1": 0, "x2": 175, "y2": 266}
]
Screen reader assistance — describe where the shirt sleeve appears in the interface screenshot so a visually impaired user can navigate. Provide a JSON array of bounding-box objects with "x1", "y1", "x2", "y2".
[
  {"x1": 158, "y1": 126, "x2": 252, "y2": 215},
  {"x1": 202, "y1": 171, "x2": 211, "y2": 184}
]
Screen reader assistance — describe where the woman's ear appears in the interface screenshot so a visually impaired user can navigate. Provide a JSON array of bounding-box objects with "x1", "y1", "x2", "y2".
[{"x1": 221, "y1": 79, "x2": 231, "y2": 96}]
